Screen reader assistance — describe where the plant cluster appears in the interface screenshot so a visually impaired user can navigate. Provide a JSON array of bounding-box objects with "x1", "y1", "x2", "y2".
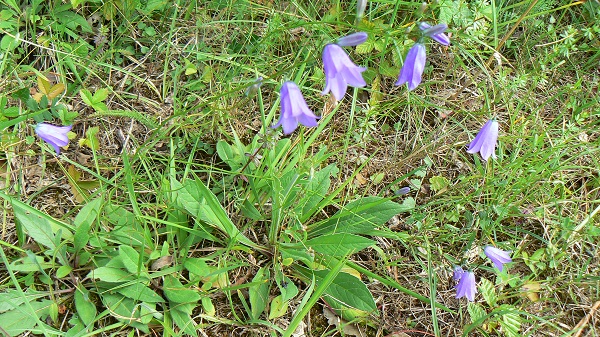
[{"x1": 1, "y1": 0, "x2": 599, "y2": 336}]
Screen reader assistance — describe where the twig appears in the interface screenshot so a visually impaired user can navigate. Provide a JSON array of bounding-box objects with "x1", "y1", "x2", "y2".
[{"x1": 572, "y1": 300, "x2": 600, "y2": 337}]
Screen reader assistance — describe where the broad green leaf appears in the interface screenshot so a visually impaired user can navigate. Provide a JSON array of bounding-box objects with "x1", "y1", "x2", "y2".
[
  {"x1": 138, "y1": 302, "x2": 159, "y2": 324},
  {"x1": 268, "y1": 295, "x2": 288, "y2": 319},
  {"x1": 279, "y1": 243, "x2": 314, "y2": 265},
  {"x1": 467, "y1": 302, "x2": 487, "y2": 324},
  {"x1": 479, "y1": 278, "x2": 497, "y2": 306},
  {"x1": 87, "y1": 267, "x2": 135, "y2": 283},
  {"x1": 104, "y1": 204, "x2": 151, "y2": 248},
  {"x1": 0, "y1": 32, "x2": 20, "y2": 51},
  {"x1": 171, "y1": 307, "x2": 196, "y2": 336},
  {"x1": 276, "y1": 271, "x2": 298, "y2": 301},
  {"x1": 249, "y1": 267, "x2": 270, "y2": 320},
  {"x1": 74, "y1": 198, "x2": 102, "y2": 252},
  {"x1": 93, "y1": 88, "x2": 109, "y2": 102},
  {"x1": 118, "y1": 245, "x2": 141, "y2": 274},
  {"x1": 79, "y1": 89, "x2": 94, "y2": 107},
  {"x1": 316, "y1": 270, "x2": 377, "y2": 317},
  {"x1": 201, "y1": 297, "x2": 215, "y2": 316},
  {"x1": 100, "y1": 293, "x2": 149, "y2": 332},
  {"x1": 183, "y1": 258, "x2": 210, "y2": 278},
  {"x1": 117, "y1": 283, "x2": 164, "y2": 303},
  {"x1": 309, "y1": 197, "x2": 408, "y2": 237},
  {"x1": 306, "y1": 233, "x2": 374, "y2": 257},
  {"x1": 296, "y1": 267, "x2": 377, "y2": 317},
  {"x1": 13, "y1": 202, "x2": 55, "y2": 250},
  {"x1": 498, "y1": 306, "x2": 522, "y2": 337},
  {"x1": 0, "y1": 300, "x2": 53, "y2": 336},
  {"x1": 171, "y1": 179, "x2": 255, "y2": 247},
  {"x1": 429, "y1": 175, "x2": 450, "y2": 192},
  {"x1": 298, "y1": 164, "x2": 337, "y2": 218},
  {"x1": 10, "y1": 254, "x2": 53, "y2": 272},
  {"x1": 0, "y1": 290, "x2": 48, "y2": 312},
  {"x1": 75, "y1": 288, "x2": 96, "y2": 326},
  {"x1": 163, "y1": 275, "x2": 201, "y2": 304},
  {"x1": 216, "y1": 140, "x2": 243, "y2": 171},
  {"x1": 55, "y1": 10, "x2": 93, "y2": 33},
  {"x1": 55, "y1": 265, "x2": 73, "y2": 278}
]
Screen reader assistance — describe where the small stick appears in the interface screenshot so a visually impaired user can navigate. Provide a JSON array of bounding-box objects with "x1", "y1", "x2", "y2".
[{"x1": 572, "y1": 300, "x2": 600, "y2": 337}]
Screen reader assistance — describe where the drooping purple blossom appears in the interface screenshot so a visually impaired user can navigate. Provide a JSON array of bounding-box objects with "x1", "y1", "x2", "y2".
[
  {"x1": 484, "y1": 246, "x2": 512, "y2": 272},
  {"x1": 35, "y1": 123, "x2": 72, "y2": 155},
  {"x1": 466, "y1": 120, "x2": 499, "y2": 161},
  {"x1": 453, "y1": 266, "x2": 465, "y2": 281},
  {"x1": 455, "y1": 270, "x2": 477, "y2": 301},
  {"x1": 272, "y1": 81, "x2": 319, "y2": 135},
  {"x1": 395, "y1": 186, "x2": 411, "y2": 196},
  {"x1": 418, "y1": 22, "x2": 450, "y2": 46},
  {"x1": 395, "y1": 43, "x2": 426, "y2": 91},
  {"x1": 356, "y1": 0, "x2": 367, "y2": 20},
  {"x1": 321, "y1": 43, "x2": 367, "y2": 101},
  {"x1": 336, "y1": 32, "x2": 368, "y2": 47}
]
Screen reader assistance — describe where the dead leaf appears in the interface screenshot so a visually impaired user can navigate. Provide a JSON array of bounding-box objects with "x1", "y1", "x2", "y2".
[
  {"x1": 291, "y1": 321, "x2": 307, "y2": 337},
  {"x1": 151, "y1": 256, "x2": 173, "y2": 271},
  {"x1": 355, "y1": 173, "x2": 367, "y2": 186},
  {"x1": 323, "y1": 307, "x2": 362, "y2": 336},
  {"x1": 521, "y1": 281, "x2": 541, "y2": 302}
]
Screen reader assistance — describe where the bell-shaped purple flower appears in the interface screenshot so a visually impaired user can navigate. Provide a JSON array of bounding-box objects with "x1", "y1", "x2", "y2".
[
  {"x1": 356, "y1": 0, "x2": 367, "y2": 20},
  {"x1": 453, "y1": 266, "x2": 465, "y2": 281},
  {"x1": 455, "y1": 271, "x2": 477, "y2": 301},
  {"x1": 336, "y1": 32, "x2": 368, "y2": 47},
  {"x1": 35, "y1": 123, "x2": 72, "y2": 155},
  {"x1": 418, "y1": 22, "x2": 450, "y2": 46},
  {"x1": 466, "y1": 120, "x2": 499, "y2": 161},
  {"x1": 395, "y1": 43, "x2": 426, "y2": 91},
  {"x1": 484, "y1": 246, "x2": 512, "y2": 272},
  {"x1": 321, "y1": 44, "x2": 367, "y2": 101},
  {"x1": 272, "y1": 81, "x2": 319, "y2": 135}
]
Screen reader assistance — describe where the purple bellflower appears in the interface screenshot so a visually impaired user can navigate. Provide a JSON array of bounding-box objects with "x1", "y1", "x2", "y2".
[
  {"x1": 272, "y1": 81, "x2": 319, "y2": 135},
  {"x1": 467, "y1": 119, "x2": 499, "y2": 161},
  {"x1": 484, "y1": 246, "x2": 512, "y2": 272},
  {"x1": 453, "y1": 266, "x2": 465, "y2": 281},
  {"x1": 395, "y1": 186, "x2": 411, "y2": 196},
  {"x1": 356, "y1": 0, "x2": 367, "y2": 21},
  {"x1": 336, "y1": 32, "x2": 368, "y2": 47},
  {"x1": 395, "y1": 43, "x2": 426, "y2": 91},
  {"x1": 455, "y1": 270, "x2": 477, "y2": 301},
  {"x1": 35, "y1": 123, "x2": 72, "y2": 155},
  {"x1": 321, "y1": 43, "x2": 367, "y2": 101},
  {"x1": 418, "y1": 22, "x2": 450, "y2": 46}
]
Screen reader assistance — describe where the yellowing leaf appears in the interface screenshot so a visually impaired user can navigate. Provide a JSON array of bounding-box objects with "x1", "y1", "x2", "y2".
[
  {"x1": 521, "y1": 281, "x2": 541, "y2": 302},
  {"x1": 66, "y1": 165, "x2": 100, "y2": 203},
  {"x1": 47, "y1": 83, "x2": 65, "y2": 99},
  {"x1": 37, "y1": 76, "x2": 52, "y2": 95},
  {"x1": 185, "y1": 65, "x2": 197, "y2": 75}
]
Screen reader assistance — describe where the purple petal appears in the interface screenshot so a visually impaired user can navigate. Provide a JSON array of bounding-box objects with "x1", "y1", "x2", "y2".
[
  {"x1": 484, "y1": 246, "x2": 512, "y2": 272},
  {"x1": 273, "y1": 81, "x2": 319, "y2": 135},
  {"x1": 321, "y1": 44, "x2": 367, "y2": 101},
  {"x1": 467, "y1": 120, "x2": 499, "y2": 161},
  {"x1": 356, "y1": 0, "x2": 367, "y2": 19},
  {"x1": 337, "y1": 32, "x2": 368, "y2": 47},
  {"x1": 455, "y1": 271, "x2": 477, "y2": 301},
  {"x1": 453, "y1": 266, "x2": 465, "y2": 281},
  {"x1": 395, "y1": 43, "x2": 426, "y2": 91},
  {"x1": 35, "y1": 123, "x2": 72, "y2": 155},
  {"x1": 418, "y1": 22, "x2": 450, "y2": 46}
]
